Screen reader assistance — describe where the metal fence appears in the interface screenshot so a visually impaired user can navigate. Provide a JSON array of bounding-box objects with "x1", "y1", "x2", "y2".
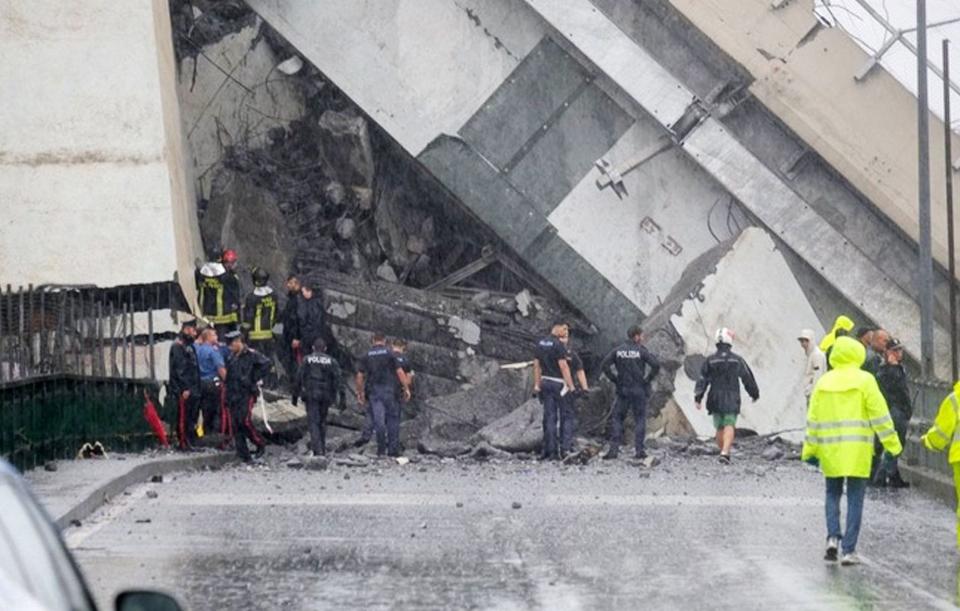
[
  {"x1": 904, "y1": 377, "x2": 955, "y2": 481},
  {"x1": 0, "y1": 282, "x2": 188, "y2": 470}
]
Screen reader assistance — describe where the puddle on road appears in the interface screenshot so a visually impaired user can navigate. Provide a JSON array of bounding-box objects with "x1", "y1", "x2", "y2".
[{"x1": 179, "y1": 547, "x2": 594, "y2": 610}]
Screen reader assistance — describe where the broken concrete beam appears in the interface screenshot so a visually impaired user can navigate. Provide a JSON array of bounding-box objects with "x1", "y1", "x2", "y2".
[{"x1": 317, "y1": 109, "x2": 375, "y2": 188}]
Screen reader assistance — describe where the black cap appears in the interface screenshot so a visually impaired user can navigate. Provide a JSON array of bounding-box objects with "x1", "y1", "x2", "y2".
[
  {"x1": 181, "y1": 319, "x2": 198, "y2": 330},
  {"x1": 224, "y1": 330, "x2": 243, "y2": 342},
  {"x1": 887, "y1": 338, "x2": 903, "y2": 350}
]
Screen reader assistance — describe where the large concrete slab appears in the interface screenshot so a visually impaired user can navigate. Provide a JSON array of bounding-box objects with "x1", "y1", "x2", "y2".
[
  {"x1": 670, "y1": 228, "x2": 823, "y2": 440},
  {"x1": 0, "y1": 1, "x2": 202, "y2": 302},
  {"x1": 246, "y1": 0, "x2": 545, "y2": 156},
  {"x1": 670, "y1": 0, "x2": 960, "y2": 276}
]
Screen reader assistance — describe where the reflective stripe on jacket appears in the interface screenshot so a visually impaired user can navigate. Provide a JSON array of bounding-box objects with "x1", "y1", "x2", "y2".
[
  {"x1": 244, "y1": 290, "x2": 277, "y2": 341},
  {"x1": 801, "y1": 336, "x2": 902, "y2": 477},
  {"x1": 922, "y1": 383, "x2": 960, "y2": 464}
]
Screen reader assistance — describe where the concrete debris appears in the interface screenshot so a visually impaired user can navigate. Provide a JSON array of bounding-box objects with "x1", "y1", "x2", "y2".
[
  {"x1": 334, "y1": 455, "x2": 370, "y2": 468},
  {"x1": 277, "y1": 55, "x2": 304, "y2": 75},
  {"x1": 447, "y1": 315, "x2": 481, "y2": 345},
  {"x1": 286, "y1": 457, "x2": 305, "y2": 470},
  {"x1": 304, "y1": 456, "x2": 329, "y2": 471},
  {"x1": 335, "y1": 217, "x2": 356, "y2": 240},
  {"x1": 511, "y1": 502, "x2": 523, "y2": 510},
  {"x1": 761, "y1": 446, "x2": 785, "y2": 461},
  {"x1": 44, "y1": 461, "x2": 58, "y2": 472},
  {"x1": 469, "y1": 441, "x2": 512, "y2": 461},
  {"x1": 562, "y1": 445, "x2": 601, "y2": 465},
  {"x1": 150, "y1": 474, "x2": 164, "y2": 483},
  {"x1": 641, "y1": 455, "x2": 661, "y2": 469},
  {"x1": 395, "y1": 457, "x2": 410, "y2": 466},
  {"x1": 146, "y1": 490, "x2": 159, "y2": 499},
  {"x1": 475, "y1": 398, "x2": 543, "y2": 453},
  {"x1": 376, "y1": 260, "x2": 398, "y2": 283},
  {"x1": 514, "y1": 289, "x2": 533, "y2": 317},
  {"x1": 416, "y1": 437, "x2": 472, "y2": 458}
]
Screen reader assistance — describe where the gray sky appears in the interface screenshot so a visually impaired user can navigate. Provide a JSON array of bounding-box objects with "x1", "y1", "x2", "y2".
[{"x1": 816, "y1": 0, "x2": 960, "y2": 130}]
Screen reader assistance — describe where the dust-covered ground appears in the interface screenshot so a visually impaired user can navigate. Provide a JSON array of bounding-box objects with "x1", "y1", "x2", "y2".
[{"x1": 66, "y1": 442, "x2": 960, "y2": 610}]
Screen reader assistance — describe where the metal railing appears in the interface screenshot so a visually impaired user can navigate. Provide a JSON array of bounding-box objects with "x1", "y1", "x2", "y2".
[
  {"x1": 904, "y1": 377, "x2": 955, "y2": 480},
  {"x1": 0, "y1": 281, "x2": 189, "y2": 470}
]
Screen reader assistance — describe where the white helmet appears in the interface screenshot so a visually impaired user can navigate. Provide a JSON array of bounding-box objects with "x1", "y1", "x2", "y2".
[{"x1": 715, "y1": 327, "x2": 735, "y2": 346}]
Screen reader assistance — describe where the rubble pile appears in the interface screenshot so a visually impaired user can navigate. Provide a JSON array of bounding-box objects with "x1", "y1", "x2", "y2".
[{"x1": 168, "y1": 3, "x2": 693, "y2": 450}]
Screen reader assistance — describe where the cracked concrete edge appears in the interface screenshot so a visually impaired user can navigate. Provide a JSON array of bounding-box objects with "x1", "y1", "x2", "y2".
[{"x1": 54, "y1": 453, "x2": 234, "y2": 530}]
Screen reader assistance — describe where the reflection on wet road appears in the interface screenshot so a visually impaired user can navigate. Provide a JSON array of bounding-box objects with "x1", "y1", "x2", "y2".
[{"x1": 67, "y1": 455, "x2": 960, "y2": 610}]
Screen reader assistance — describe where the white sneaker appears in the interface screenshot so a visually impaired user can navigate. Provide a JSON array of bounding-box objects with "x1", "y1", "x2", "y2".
[
  {"x1": 824, "y1": 537, "x2": 839, "y2": 562},
  {"x1": 840, "y1": 553, "x2": 860, "y2": 566}
]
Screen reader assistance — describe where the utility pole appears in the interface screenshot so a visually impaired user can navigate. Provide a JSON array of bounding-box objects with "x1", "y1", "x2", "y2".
[
  {"x1": 918, "y1": 0, "x2": 935, "y2": 378},
  {"x1": 945, "y1": 39, "x2": 958, "y2": 381}
]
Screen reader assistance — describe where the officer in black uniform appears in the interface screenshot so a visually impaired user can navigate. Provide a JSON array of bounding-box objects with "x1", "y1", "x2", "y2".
[
  {"x1": 558, "y1": 326, "x2": 589, "y2": 456},
  {"x1": 600, "y1": 325, "x2": 661, "y2": 460},
  {"x1": 243, "y1": 267, "x2": 278, "y2": 388},
  {"x1": 280, "y1": 274, "x2": 302, "y2": 381},
  {"x1": 224, "y1": 330, "x2": 272, "y2": 463},
  {"x1": 294, "y1": 338, "x2": 344, "y2": 456},
  {"x1": 168, "y1": 320, "x2": 201, "y2": 451},
  {"x1": 533, "y1": 324, "x2": 575, "y2": 460},
  {"x1": 355, "y1": 333, "x2": 411, "y2": 457},
  {"x1": 293, "y1": 283, "x2": 327, "y2": 364}
]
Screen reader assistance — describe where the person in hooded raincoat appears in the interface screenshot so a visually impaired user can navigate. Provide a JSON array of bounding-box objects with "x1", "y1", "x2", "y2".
[
  {"x1": 921, "y1": 382, "x2": 960, "y2": 549},
  {"x1": 802, "y1": 336, "x2": 902, "y2": 565}
]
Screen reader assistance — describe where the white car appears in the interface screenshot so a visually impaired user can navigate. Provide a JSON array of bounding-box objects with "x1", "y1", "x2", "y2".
[{"x1": 0, "y1": 459, "x2": 183, "y2": 611}]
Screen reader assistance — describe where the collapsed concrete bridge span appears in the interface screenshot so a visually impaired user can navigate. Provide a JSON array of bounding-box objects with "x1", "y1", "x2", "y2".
[{"x1": 245, "y1": 0, "x2": 959, "y2": 432}]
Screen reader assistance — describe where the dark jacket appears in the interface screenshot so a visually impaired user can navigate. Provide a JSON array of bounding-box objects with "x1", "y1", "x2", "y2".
[
  {"x1": 225, "y1": 348, "x2": 272, "y2": 407},
  {"x1": 358, "y1": 344, "x2": 400, "y2": 388},
  {"x1": 876, "y1": 362, "x2": 912, "y2": 422},
  {"x1": 294, "y1": 295, "x2": 326, "y2": 349},
  {"x1": 281, "y1": 290, "x2": 301, "y2": 347},
  {"x1": 694, "y1": 344, "x2": 759, "y2": 415},
  {"x1": 295, "y1": 351, "x2": 343, "y2": 401},
  {"x1": 168, "y1": 340, "x2": 201, "y2": 396},
  {"x1": 195, "y1": 265, "x2": 241, "y2": 325},
  {"x1": 534, "y1": 336, "x2": 568, "y2": 380},
  {"x1": 600, "y1": 342, "x2": 660, "y2": 396}
]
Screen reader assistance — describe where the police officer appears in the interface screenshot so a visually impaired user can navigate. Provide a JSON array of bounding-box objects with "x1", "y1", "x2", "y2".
[
  {"x1": 224, "y1": 330, "x2": 271, "y2": 463},
  {"x1": 281, "y1": 274, "x2": 302, "y2": 381},
  {"x1": 195, "y1": 249, "x2": 242, "y2": 336},
  {"x1": 694, "y1": 327, "x2": 759, "y2": 464},
  {"x1": 168, "y1": 320, "x2": 201, "y2": 451},
  {"x1": 353, "y1": 338, "x2": 412, "y2": 449},
  {"x1": 533, "y1": 324, "x2": 575, "y2": 461},
  {"x1": 292, "y1": 283, "x2": 326, "y2": 365},
  {"x1": 243, "y1": 267, "x2": 278, "y2": 387},
  {"x1": 600, "y1": 325, "x2": 660, "y2": 460},
  {"x1": 558, "y1": 325, "x2": 589, "y2": 457},
  {"x1": 294, "y1": 338, "x2": 344, "y2": 456},
  {"x1": 355, "y1": 333, "x2": 411, "y2": 457}
]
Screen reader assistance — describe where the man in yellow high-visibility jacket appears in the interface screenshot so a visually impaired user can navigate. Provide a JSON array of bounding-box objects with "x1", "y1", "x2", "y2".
[
  {"x1": 802, "y1": 336, "x2": 903, "y2": 565},
  {"x1": 921, "y1": 381, "x2": 960, "y2": 549}
]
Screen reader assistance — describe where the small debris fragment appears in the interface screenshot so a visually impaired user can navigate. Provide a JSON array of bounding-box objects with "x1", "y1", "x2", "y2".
[
  {"x1": 286, "y1": 458, "x2": 305, "y2": 470},
  {"x1": 44, "y1": 461, "x2": 58, "y2": 472},
  {"x1": 761, "y1": 446, "x2": 785, "y2": 461},
  {"x1": 70, "y1": 519, "x2": 82, "y2": 527},
  {"x1": 276, "y1": 55, "x2": 304, "y2": 75},
  {"x1": 135, "y1": 518, "x2": 152, "y2": 524},
  {"x1": 512, "y1": 501, "x2": 522, "y2": 510},
  {"x1": 642, "y1": 455, "x2": 661, "y2": 469},
  {"x1": 456, "y1": 502, "x2": 464, "y2": 508},
  {"x1": 396, "y1": 456, "x2": 410, "y2": 466},
  {"x1": 150, "y1": 474, "x2": 164, "y2": 483},
  {"x1": 146, "y1": 490, "x2": 159, "y2": 499}
]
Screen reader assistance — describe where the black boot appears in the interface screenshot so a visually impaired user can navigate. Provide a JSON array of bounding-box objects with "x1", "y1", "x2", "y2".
[{"x1": 603, "y1": 448, "x2": 619, "y2": 460}]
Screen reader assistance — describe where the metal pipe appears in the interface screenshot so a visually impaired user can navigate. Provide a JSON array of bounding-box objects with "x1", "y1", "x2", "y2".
[
  {"x1": 945, "y1": 38, "x2": 958, "y2": 381},
  {"x1": 918, "y1": 0, "x2": 936, "y2": 378},
  {"x1": 129, "y1": 286, "x2": 136, "y2": 379}
]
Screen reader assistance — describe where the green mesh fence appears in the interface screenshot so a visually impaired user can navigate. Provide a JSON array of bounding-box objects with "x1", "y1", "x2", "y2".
[{"x1": 0, "y1": 375, "x2": 164, "y2": 472}]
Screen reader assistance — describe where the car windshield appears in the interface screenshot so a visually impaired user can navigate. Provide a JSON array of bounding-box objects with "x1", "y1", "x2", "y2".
[{"x1": 0, "y1": 472, "x2": 94, "y2": 611}]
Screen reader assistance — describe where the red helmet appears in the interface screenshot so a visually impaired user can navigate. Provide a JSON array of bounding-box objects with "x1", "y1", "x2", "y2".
[{"x1": 221, "y1": 249, "x2": 238, "y2": 264}]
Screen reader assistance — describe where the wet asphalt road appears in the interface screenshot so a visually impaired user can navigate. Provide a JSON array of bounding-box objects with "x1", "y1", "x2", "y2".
[{"x1": 66, "y1": 448, "x2": 960, "y2": 610}]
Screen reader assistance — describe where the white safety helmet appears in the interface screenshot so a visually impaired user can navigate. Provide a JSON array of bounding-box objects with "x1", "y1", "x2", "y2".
[{"x1": 715, "y1": 327, "x2": 735, "y2": 346}]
